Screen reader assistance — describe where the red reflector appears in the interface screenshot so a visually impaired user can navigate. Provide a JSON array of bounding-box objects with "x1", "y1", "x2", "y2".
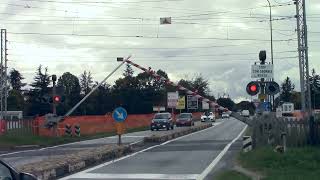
[{"x1": 54, "y1": 96, "x2": 60, "y2": 102}]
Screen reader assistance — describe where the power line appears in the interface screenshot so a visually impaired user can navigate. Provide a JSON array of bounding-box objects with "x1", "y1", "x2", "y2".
[
  {"x1": 7, "y1": 32, "x2": 297, "y2": 42},
  {"x1": 9, "y1": 56, "x2": 298, "y2": 63},
  {"x1": 8, "y1": 50, "x2": 296, "y2": 59}
]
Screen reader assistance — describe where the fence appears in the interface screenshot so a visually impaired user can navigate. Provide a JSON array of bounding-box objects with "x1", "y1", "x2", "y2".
[
  {"x1": 1, "y1": 116, "x2": 36, "y2": 136},
  {"x1": 252, "y1": 113, "x2": 320, "y2": 148}
]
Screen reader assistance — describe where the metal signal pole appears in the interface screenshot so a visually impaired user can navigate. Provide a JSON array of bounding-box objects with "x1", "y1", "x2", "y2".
[{"x1": 0, "y1": 29, "x2": 8, "y2": 120}]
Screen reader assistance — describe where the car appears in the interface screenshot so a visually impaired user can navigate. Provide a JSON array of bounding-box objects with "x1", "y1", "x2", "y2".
[
  {"x1": 176, "y1": 113, "x2": 194, "y2": 127},
  {"x1": 0, "y1": 160, "x2": 37, "y2": 180},
  {"x1": 222, "y1": 112, "x2": 230, "y2": 119},
  {"x1": 201, "y1": 112, "x2": 215, "y2": 122},
  {"x1": 241, "y1": 110, "x2": 250, "y2": 117},
  {"x1": 150, "y1": 112, "x2": 174, "y2": 131}
]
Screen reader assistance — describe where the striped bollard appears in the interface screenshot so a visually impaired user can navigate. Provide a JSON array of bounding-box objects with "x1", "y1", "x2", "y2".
[
  {"x1": 65, "y1": 124, "x2": 72, "y2": 136},
  {"x1": 243, "y1": 136, "x2": 252, "y2": 153},
  {"x1": 74, "y1": 124, "x2": 81, "y2": 137}
]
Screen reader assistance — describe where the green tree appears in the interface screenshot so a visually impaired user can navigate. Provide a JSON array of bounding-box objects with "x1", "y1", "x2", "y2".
[
  {"x1": 26, "y1": 65, "x2": 51, "y2": 116},
  {"x1": 9, "y1": 68, "x2": 26, "y2": 91},
  {"x1": 7, "y1": 90, "x2": 25, "y2": 111},
  {"x1": 217, "y1": 98, "x2": 235, "y2": 111},
  {"x1": 235, "y1": 101, "x2": 255, "y2": 115},
  {"x1": 56, "y1": 72, "x2": 81, "y2": 115},
  {"x1": 281, "y1": 77, "x2": 295, "y2": 102},
  {"x1": 123, "y1": 64, "x2": 134, "y2": 77},
  {"x1": 80, "y1": 71, "x2": 93, "y2": 95},
  {"x1": 310, "y1": 69, "x2": 320, "y2": 109}
]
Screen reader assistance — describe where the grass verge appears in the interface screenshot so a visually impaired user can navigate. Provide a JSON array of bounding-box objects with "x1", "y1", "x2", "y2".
[
  {"x1": 214, "y1": 170, "x2": 251, "y2": 180},
  {"x1": 238, "y1": 146, "x2": 320, "y2": 180},
  {"x1": 0, "y1": 126, "x2": 149, "y2": 148}
]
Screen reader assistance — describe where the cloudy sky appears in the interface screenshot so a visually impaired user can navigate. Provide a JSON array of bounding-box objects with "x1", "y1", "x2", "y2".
[{"x1": 1, "y1": 0, "x2": 319, "y2": 102}]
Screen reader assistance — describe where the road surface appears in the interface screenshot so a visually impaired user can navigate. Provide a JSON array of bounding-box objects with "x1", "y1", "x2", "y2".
[
  {"x1": 0, "y1": 122, "x2": 205, "y2": 167},
  {"x1": 60, "y1": 118, "x2": 246, "y2": 180}
]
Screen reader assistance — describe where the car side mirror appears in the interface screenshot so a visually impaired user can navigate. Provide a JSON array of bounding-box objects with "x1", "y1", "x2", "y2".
[{"x1": 20, "y1": 172, "x2": 37, "y2": 180}]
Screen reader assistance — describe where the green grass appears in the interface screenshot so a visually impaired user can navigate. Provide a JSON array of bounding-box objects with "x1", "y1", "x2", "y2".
[
  {"x1": 214, "y1": 170, "x2": 251, "y2": 180},
  {"x1": 0, "y1": 126, "x2": 149, "y2": 148},
  {"x1": 238, "y1": 146, "x2": 320, "y2": 180}
]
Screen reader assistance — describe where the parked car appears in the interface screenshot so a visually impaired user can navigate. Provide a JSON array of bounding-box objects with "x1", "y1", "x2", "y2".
[
  {"x1": 150, "y1": 112, "x2": 174, "y2": 131},
  {"x1": 201, "y1": 112, "x2": 215, "y2": 122},
  {"x1": 0, "y1": 160, "x2": 37, "y2": 180},
  {"x1": 222, "y1": 112, "x2": 230, "y2": 119},
  {"x1": 176, "y1": 113, "x2": 194, "y2": 127},
  {"x1": 241, "y1": 110, "x2": 250, "y2": 117}
]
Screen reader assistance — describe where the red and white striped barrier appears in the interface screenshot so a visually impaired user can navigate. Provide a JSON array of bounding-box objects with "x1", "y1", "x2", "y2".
[{"x1": 124, "y1": 59, "x2": 226, "y2": 110}]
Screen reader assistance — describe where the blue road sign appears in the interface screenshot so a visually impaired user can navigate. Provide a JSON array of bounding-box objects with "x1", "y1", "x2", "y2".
[{"x1": 112, "y1": 107, "x2": 128, "y2": 122}]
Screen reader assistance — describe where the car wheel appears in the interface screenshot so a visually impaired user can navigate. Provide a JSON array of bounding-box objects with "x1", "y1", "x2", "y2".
[
  {"x1": 151, "y1": 128, "x2": 154, "y2": 131},
  {"x1": 171, "y1": 125, "x2": 174, "y2": 130}
]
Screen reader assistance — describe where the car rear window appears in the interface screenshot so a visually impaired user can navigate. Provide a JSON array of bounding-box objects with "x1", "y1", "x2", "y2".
[
  {"x1": 179, "y1": 114, "x2": 191, "y2": 118},
  {"x1": 154, "y1": 114, "x2": 170, "y2": 119}
]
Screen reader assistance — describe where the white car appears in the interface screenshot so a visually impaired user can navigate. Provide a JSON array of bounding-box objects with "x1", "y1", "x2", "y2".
[
  {"x1": 222, "y1": 113, "x2": 229, "y2": 119},
  {"x1": 201, "y1": 112, "x2": 215, "y2": 122}
]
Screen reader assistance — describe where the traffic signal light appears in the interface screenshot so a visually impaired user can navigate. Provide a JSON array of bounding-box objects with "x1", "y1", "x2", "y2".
[
  {"x1": 246, "y1": 81, "x2": 260, "y2": 96},
  {"x1": 265, "y1": 81, "x2": 280, "y2": 95},
  {"x1": 53, "y1": 95, "x2": 61, "y2": 103}
]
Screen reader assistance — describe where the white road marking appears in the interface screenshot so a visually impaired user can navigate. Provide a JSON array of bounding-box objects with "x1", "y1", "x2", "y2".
[
  {"x1": 197, "y1": 124, "x2": 248, "y2": 180},
  {"x1": 63, "y1": 173, "x2": 199, "y2": 179},
  {"x1": 60, "y1": 122, "x2": 224, "y2": 180},
  {"x1": 107, "y1": 135, "x2": 146, "y2": 138}
]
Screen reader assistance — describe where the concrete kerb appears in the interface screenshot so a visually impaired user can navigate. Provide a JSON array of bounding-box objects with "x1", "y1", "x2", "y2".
[
  {"x1": 143, "y1": 123, "x2": 212, "y2": 143},
  {"x1": 17, "y1": 123, "x2": 212, "y2": 180}
]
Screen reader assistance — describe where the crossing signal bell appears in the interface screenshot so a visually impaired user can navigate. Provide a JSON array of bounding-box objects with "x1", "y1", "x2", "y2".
[{"x1": 246, "y1": 82, "x2": 260, "y2": 96}]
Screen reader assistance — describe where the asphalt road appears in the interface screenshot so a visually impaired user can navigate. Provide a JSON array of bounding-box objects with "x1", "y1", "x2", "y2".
[
  {"x1": 0, "y1": 122, "x2": 204, "y2": 167},
  {"x1": 60, "y1": 118, "x2": 246, "y2": 180}
]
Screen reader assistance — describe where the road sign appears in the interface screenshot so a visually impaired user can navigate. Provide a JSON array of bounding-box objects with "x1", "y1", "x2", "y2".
[
  {"x1": 202, "y1": 101, "x2": 209, "y2": 110},
  {"x1": 276, "y1": 107, "x2": 282, "y2": 118},
  {"x1": 176, "y1": 96, "x2": 185, "y2": 110},
  {"x1": 258, "y1": 94, "x2": 267, "y2": 101},
  {"x1": 251, "y1": 64, "x2": 274, "y2": 79},
  {"x1": 112, "y1": 107, "x2": 128, "y2": 123},
  {"x1": 167, "y1": 92, "x2": 178, "y2": 108},
  {"x1": 187, "y1": 95, "x2": 198, "y2": 109},
  {"x1": 153, "y1": 106, "x2": 165, "y2": 112},
  {"x1": 160, "y1": 17, "x2": 171, "y2": 24}
]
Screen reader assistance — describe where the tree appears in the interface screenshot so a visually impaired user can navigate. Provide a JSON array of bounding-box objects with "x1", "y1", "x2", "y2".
[
  {"x1": 235, "y1": 101, "x2": 255, "y2": 115},
  {"x1": 123, "y1": 64, "x2": 134, "y2": 77},
  {"x1": 56, "y1": 72, "x2": 81, "y2": 115},
  {"x1": 80, "y1": 71, "x2": 93, "y2": 95},
  {"x1": 26, "y1": 65, "x2": 51, "y2": 116},
  {"x1": 217, "y1": 98, "x2": 235, "y2": 111},
  {"x1": 9, "y1": 69, "x2": 26, "y2": 91},
  {"x1": 310, "y1": 69, "x2": 320, "y2": 109},
  {"x1": 281, "y1": 77, "x2": 295, "y2": 102},
  {"x1": 7, "y1": 90, "x2": 24, "y2": 111}
]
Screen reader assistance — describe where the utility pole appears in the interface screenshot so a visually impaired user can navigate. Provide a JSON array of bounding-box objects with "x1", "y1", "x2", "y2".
[
  {"x1": 52, "y1": 75, "x2": 57, "y2": 115},
  {"x1": 0, "y1": 29, "x2": 8, "y2": 120},
  {"x1": 294, "y1": 0, "x2": 313, "y2": 143},
  {"x1": 295, "y1": 0, "x2": 312, "y2": 114}
]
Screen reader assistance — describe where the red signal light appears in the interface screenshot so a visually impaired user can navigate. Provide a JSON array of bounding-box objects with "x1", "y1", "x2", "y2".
[
  {"x1": 246, "y1": 82, "x2": 260, "y2": 96},
  {"x1": 250, "y1": 85, "x2": 257, "y2": 92},
  {"x1": 53, "y1": 96, "x2": 60, "y2": 103}
]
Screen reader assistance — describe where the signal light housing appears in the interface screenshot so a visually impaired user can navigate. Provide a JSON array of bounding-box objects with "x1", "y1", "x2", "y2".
[
  {"x1": 246, "y1": 81, "x2": 260, "y2": 96},
  {"x1": 265, "y1": 81, "x2": 280, "y2": 95}
]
